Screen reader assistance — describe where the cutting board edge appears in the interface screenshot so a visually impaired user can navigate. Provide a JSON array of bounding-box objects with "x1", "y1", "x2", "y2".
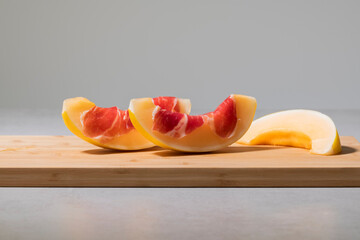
[{"x1": 1, "y1": 167, "x2": 360, "y2": 187}]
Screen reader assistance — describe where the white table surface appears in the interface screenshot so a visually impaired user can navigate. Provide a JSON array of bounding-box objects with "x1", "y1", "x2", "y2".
[{"x1": 0, "y1": 109, "x2": 359, "y2": 240}]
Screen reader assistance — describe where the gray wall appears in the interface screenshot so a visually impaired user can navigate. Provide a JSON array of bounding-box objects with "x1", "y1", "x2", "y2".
[{"x1": 1, "y1": 0, "x2": 359, "y2": 112}]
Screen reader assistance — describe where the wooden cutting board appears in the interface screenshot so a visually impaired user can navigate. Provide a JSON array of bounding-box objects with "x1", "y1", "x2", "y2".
[{"x1": 0, "y1": 136, "x2": 359, "y2": 187}]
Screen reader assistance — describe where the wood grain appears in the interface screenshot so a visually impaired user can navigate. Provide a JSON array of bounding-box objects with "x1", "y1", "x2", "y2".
[{"x1": 0, "y1": 136, "x2": 359, "y2": 187}]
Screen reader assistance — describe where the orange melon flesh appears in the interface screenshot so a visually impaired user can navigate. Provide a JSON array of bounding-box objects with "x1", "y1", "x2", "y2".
[
  {"x1": 238, "y1": 109, "x2": 342, "y2": 155},
  {"x1": 62, "y1": 97, "x2": 191, "y2": 150},
  {"x1": 129, "y1": 94, "x2": 257, "y2": 152}
]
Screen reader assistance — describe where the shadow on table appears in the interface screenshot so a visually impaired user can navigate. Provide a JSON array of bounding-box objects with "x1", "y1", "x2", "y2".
[
  {"x1": 81, "y1": 145, "x2": 357, "y2": 157},
  {"x1": 152, "y1": 145, "x2": 280, "y2": 157},
  {"x1": 339, "y1": 146, "x2": 357, "y2": 155},
  {"x1": 82, "y1": 146, "x2": 162, "y2": 155}
]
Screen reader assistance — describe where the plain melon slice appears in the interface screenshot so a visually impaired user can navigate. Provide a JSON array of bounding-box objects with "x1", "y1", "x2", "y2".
[{"x1": 238, "y1": 109, "x2": 341, "y2": 155}]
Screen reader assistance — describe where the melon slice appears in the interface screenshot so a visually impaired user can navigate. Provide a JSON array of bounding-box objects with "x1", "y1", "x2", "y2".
[
  {"x1": 62, "y1": 97, "x2": 191, "y2": 150},
  {"x1": 238, "y1": 109, "x2": 342, "y2": 155},
  {"x1": 129, "y1": 94, "x2": 257, "y2": 152}
]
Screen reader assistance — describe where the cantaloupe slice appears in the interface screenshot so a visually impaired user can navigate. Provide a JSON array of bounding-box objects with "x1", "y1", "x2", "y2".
[
  {"x1": 62, "y1": 97, "x2": 191, "y2": 150},
  {"x1": 238, "y1": 109, "x2": 342, "y2": 155},
  {"x1": 129, "y1": 94, "x2": 257, "y2": 152}
]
